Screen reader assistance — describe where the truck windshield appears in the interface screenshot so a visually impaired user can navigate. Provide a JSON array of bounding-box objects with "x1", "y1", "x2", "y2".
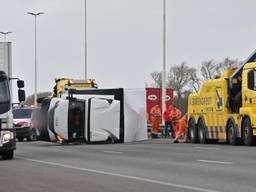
[
  {"x1": 13, "y1": 109, "x2": 33, "y2": 119},
  {"x1": 0, "y1": 79, "x2": 11, "y2": 114},
  {"x1": 0, "y1": 79, "x2": 10, "y2": 103}
]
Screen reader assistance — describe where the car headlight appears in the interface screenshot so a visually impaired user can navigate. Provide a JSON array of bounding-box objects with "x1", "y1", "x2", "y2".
[{"x1": 2, "y1": 132, "x2": 14, "y2": 144}]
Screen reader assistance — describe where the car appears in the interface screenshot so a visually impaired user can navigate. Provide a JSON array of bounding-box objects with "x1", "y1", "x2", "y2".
[{"x1": 13, "y1": 107, "x2": 38, "y2": 142}]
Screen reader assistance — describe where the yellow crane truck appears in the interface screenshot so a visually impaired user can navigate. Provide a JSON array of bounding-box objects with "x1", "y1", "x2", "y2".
[
  {"x1": 52, "y1": 78, "x2": 98, "y2": 98},
  {"x1": 188, "y1": 51, "x2": 256, "y2": 146}
]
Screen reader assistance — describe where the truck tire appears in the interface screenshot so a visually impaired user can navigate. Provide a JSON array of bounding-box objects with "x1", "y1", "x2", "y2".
[
  {"x1": 242, "y1": 118, "x2": 256, "y2": 146},
  {"x1": 2, "y1": 150, "x2": 14, "y2": 160},
  {"x1": 198, "y1": 120, "x2": 206, "y2": 144},
  {"x1": 17, "y1": 137, "x2": 24, "y2": 142},
  {"x1": 188, "y1": 118, "x2": 198, "y2": 143},
  {"x1": 27, "y1": 129, "x2": 37, "y2": 141},
  {"x1": 227, "y1": 120, "x2": 239, "y2": 145}
]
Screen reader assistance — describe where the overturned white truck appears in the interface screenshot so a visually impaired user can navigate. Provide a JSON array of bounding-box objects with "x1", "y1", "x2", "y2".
[{"x1": 39, "y1": 88, "x2": 147, "y2": 143}]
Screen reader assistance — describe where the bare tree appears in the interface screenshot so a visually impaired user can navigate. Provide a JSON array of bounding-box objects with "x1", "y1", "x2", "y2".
[
  {"x1": 167, "y1": 62, "x2": 195, "y2": 99},
  {"x1": 149, "y1": 63, "x2": 200, "y2": 111},
  {"x1": 200, "y1": 59, "x2": 218, "y2": 80},
  {"x1": 201, "y1": 58, "x2": 242, "y2": 80},
  {"x1": 150, "y1": 71, "x2": 162, "y2": 88},
  {"x1": 216, "y1": 57, "x2": 242, "y2": 76}
]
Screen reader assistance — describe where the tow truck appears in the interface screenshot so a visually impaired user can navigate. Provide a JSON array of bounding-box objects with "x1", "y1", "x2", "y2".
[{"x1": 188, "y1": 50, "x2": 256, "y2": 146}]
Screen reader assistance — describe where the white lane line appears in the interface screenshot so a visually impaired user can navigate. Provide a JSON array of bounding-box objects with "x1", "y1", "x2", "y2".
[
  {"x1": 103, "y1": 150, "x2": 123, "y2": 154},
  {"x1": 194, "y1": 147, "x2": 220, "y2": 150},
  {"x1": 197, "y1": 159, "x2": 232, "y2": 165},
  {"x1": 18, "y1": 157, "x2": 221, "y2": 192}
]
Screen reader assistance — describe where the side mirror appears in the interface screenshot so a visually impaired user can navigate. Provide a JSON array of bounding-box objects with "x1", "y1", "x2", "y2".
[
  {"x1": 17, "y1": 80, "x2": 24, "y2": 88},
  {"x1": 248, "y1": 70, "x2": 255, "y2": 90},
  {"x1": 0, "y1": 71, "x2": 7, "y2": 80},
  {"x1": 18, "y1": 90, "x2": 26, "y2": 102}
]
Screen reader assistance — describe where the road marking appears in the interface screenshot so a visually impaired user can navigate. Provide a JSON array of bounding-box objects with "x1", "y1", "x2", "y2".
[
  {"x1": 103, "y1": 150, "x2": 123, "y2": 154},
  {"x1": 194, "y1": 147, "x2": 220, "y2": 150},
  {"x1": 18, "y1": 157, "x2": 221, "y2": 192},
  {"x1": 197, "y1": 159, "x2": 232, "y2": 165}
]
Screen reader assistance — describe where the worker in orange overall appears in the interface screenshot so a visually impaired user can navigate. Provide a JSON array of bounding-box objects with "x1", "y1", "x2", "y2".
[
  {"x1": 150, "y1": 105, "x2": 161, "y2": 138},
  {"x1": 174, "y1": 113, "x2": 189, "y2": 143},
  {"x1": 170, "y1": 105, "x2": 181, "y2": 138}
]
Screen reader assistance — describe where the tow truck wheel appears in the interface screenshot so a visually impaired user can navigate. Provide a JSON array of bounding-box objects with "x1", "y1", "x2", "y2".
[
  {"x1": 2, "y1": 150, "x2": 14, "y2": 160},
  {"x1": 242, "y1": 118, "x2": 256, "y2": 146},
  {"x1": 227, "y1": 120, "x2": 238, "y2": 145},
  {"x1": 198, "y1": 120, "x2": 206, "y2": 144},
  {"x1": 188, "y1": 118, "x2": 198, "y2": 143}
]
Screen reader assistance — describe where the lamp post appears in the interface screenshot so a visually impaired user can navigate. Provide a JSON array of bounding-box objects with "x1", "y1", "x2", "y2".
[
  {"x1": 0, "y1": 31, "x2": 12, "y2": 42},
  {"x1": 27, "y1": 12, "x2": 44, "y2": 107},
  {"x1": 84, "y1": 0, "x2": 87, "y2": 81},
  {"x1": 162, "y1": 0, "x2": 167, "y2": 116}
]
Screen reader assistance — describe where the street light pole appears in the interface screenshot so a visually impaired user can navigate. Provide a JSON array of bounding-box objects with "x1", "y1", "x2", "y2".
[
  {"x1": 162, "y1": 0, "x2": 167, "y2": 116},
  {"x1": 84, "y1": 0, "x2": 87, "y2": 81},
  {"x1": 27, "y1": 12, "x2": 44, "y2": 107},
  {"x1": 0, "y1": 31, "x2": 12, "y2": 42}
]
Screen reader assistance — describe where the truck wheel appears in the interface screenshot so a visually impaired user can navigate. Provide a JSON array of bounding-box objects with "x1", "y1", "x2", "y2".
[
  {"x1": 188, "y1": 119, "x2": 198, "y2": 143},
  {"x1": 243, "y1": 118, "x2": 256, "y2": 146},
  {"x1": 27, "y1": 129, "x2": 37, "y2": 141},
  {"x1": 198, "y1": 120, "x2": 206, "y2": 144},
  {"x1": 2, "y1": 150, "x2": 14, "y2": 160},
  {"x1": 17, "y1": 137, "x2": 24, "y2": 142},
  {"x1": 227, "y1": 120, "x2": 238, "y2": 145}
]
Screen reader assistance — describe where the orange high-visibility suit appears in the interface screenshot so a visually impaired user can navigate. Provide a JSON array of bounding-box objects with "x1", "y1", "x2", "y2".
[
  {"x1": 150, "y1": 105, "x2": 161, "y2": 136},
  {"x1": 174, "y1": 113, "x2": 188, "y2": 142},
  {"x1": 170, "y1": 107, "x2": 181, "y2": 137}
]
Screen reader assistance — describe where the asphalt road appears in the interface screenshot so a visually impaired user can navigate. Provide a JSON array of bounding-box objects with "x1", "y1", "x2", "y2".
[{"x1": 1, "y1": 139, "x2": 256, "y2": 192}]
